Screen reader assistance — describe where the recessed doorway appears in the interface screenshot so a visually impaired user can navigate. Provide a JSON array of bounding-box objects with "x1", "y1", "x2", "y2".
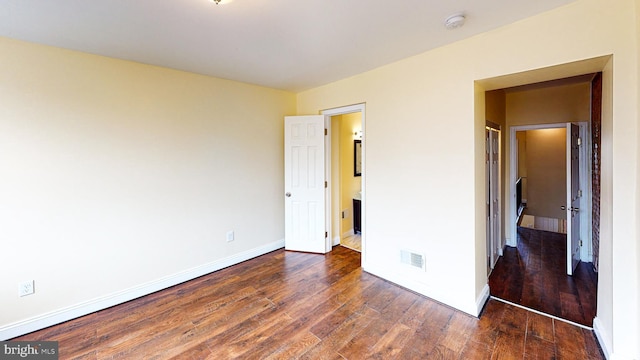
[{"x1": 479, "y1": 63, "x2": 606, "y2": 327}]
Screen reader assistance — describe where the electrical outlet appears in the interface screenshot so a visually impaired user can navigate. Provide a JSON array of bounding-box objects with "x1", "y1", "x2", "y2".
[
  {"x1": 226, "y1": 230, "x2": 234, "y2": 242},
  {"x1": 19, "y1": 280, "x2": 34, "y2": 297}
]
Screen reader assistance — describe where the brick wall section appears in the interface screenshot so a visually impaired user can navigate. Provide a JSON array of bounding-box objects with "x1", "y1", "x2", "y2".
[{"x1": 591, "y1": 72, "x2": 602, "y2": 272}]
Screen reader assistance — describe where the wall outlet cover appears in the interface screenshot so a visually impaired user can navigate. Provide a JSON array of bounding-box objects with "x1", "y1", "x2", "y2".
[{"x1": 19, "y1": 280, "x2": 35, "y2": 297}]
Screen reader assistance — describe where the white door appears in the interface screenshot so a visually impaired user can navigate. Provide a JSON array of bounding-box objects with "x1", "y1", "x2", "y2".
[
  {"x1": 566, "y1": 123, "x2": 581, "y2": 275},
  {"x1": 486, "y1": 128, "x2": 500, "y2": 275},
  {"x1": 284, "y1": 115, "x2": 328, "y2": 253},
  {"x1": 490, "y1": 129, "x2": 500, "y2": 269},
  {"x1": 485, "y1": 130, "x2": 491, "y2": 275}
]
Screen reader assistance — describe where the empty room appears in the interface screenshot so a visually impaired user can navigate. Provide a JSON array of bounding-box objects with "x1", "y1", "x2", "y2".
[{"x1": 1, "y1": 0, "x2": 638, "y2": 359}]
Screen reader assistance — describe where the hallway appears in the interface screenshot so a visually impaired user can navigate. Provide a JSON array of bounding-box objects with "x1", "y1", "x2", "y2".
[{"x1": 489, "y1": 227, "x2": 598, "y2": 326}]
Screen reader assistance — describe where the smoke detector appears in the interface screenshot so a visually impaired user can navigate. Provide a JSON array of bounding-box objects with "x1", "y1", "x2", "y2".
[{"x1": 445, "y1": 13, "x2": 466, "y2": 30}]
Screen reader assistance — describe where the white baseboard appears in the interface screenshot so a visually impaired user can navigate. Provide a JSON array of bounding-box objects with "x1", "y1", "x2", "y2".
[
  {"x1": 0, "y1": 239, "x2": 285, "y2": 341},
  {"x1": 593, "y1": 317, "x2": 611, "y2": 359},
  {"x1": 476, "y1": 284, "x2": 490, "y2": 316}
]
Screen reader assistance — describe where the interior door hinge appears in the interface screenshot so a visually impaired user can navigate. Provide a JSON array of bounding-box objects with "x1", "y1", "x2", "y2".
[
  {"x1": 580, "y1": 240, "x2": 583, "y2": 246},
  {"x1": 325, "y1": 181, "x2": 328, "y2": 188},
  {"x1": 577, "y1": 137, "x2": 582, "y2": 146},
  {"x1": 578, "y1": 189, "x2": 582, "y2": 197},
  {"x1": 325, "y1": 231, "x2": 328, "y2": 238},
  {"x1": 324, "y1": 129, "x2": 328, "y2": 136}
]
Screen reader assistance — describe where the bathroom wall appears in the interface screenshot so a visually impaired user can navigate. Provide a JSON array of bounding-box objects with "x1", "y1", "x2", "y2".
[{"x1": 340, "y1": 112, "x2": 362, "y2": 236}]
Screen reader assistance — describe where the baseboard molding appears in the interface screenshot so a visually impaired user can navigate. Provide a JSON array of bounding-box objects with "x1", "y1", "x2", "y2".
[
  {"x1": 476, "y1": 284, "x2": 490, "y2": 316},
  {"x1": 0, "y1": 239, "x2": 285, "y2": 341},
  {"x1": 592, "y1": 317, "x2": 611, "y2": 359},
  {"x1": 506, "y1": 237, "x2": 516, "y2": 247}
]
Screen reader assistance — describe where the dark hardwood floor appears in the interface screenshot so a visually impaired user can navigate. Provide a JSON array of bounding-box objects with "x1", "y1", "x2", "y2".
[
  {"x1": 13, "y1": 245, "x2": 603, "y2": 359},
  {"x1": 489, "y1": 227, "x2": 598, "y2": 327}
]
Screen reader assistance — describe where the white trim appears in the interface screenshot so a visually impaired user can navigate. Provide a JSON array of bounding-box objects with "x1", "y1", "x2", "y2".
[
  {"x1": 321, "y1": 104, "x2": 365, "y2": 117},
  {"x1": 476, "y1": 284, "x2": 490, "y2": 315},
  {"x1": 490, "y1": 296, "x2": 593, "y2": 330},
  {"x1": 323, "y1": 115, "x2": 334, "y2": 253},
  {"x1": 0, "y1": 239, "x2": 284, "y2": 341},
  {"x1": 593, "y1": 317, "x2": 612, "y2": 359}
]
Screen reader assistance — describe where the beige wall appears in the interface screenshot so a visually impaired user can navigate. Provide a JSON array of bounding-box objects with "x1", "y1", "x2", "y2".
[
  {"x1": 523, "y1": 129, "x2": 567, "y2": 219},
  {"x1": 297, "y1": 0, "x2": 638, "y2": 357},
  {"x1": 485, "y1": 90, "x2": 506, "y2": 125},
  {"x1": 0, "y1": 37, "x2": 295, "y2": 332},
  {"x1": 506, "y1": 83, "x2": 591, "y2": 126}
]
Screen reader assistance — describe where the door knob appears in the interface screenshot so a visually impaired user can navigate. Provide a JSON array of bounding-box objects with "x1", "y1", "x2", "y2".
[
  {"x1": 285, "y1": 192, "x2": 291, "y2": 197},
  {"x1": 560, "y1": 206, "x2": 566, "y2": 210}
]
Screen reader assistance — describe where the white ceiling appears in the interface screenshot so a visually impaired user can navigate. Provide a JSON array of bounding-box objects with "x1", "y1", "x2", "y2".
[{"x1": 0, "y1": 0, "x2": 577, "y2": 92}]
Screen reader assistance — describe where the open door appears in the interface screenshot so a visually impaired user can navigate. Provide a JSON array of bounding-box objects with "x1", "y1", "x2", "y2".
[
  {"x1": 284, "y1": 115, "x2": 328, "y2": 253},
  {"x1": 486, "y1": 127, "x2": 500, "y2": 274},
  {"x1": 566, "y1": 123, "x2": 581, "y2": 275}
]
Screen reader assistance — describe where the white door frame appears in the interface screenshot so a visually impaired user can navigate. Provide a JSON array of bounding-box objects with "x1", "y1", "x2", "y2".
[
  {"x1": 508, "y1": 123, "x2": 592, "y2": 262},
  {"x1": 321, "y1": 104, "x2": 366, "y2": 257}
]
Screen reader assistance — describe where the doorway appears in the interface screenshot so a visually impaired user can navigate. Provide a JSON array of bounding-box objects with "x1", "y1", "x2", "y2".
[
  {"x1": 322, "y1": 104, "x2": 365, "y2": 254},
  {"x1": 485, "y1": 75, "x2": 601, "y2": 327},
  {"x1": 509, "y1": 123, "x2": 591, "y2": 270},
  {"x1": 283, "y1": 104, "x2": 365, "y2": 255}
]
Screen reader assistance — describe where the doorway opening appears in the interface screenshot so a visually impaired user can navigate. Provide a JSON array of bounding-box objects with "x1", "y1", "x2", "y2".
[
  {"x1": 482, "y1": 71, "x2": 603, "y2": 327},
  {"x1": 283, "y1": 104, "x2": 365, "y2": 255},
  {"x1": 322, "y1": 105, "x2": 365, "y2": 253}
]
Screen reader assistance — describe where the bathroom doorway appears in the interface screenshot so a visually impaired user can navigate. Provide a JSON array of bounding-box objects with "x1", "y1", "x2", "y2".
[{"x1": 323, "y1": 105, "x2": 363, "y2": 252}]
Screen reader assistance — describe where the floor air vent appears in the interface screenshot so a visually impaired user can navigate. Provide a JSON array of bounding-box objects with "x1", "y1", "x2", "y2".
[{"x1": 401, "y1": 250, "x2": 426, "y2": 271}]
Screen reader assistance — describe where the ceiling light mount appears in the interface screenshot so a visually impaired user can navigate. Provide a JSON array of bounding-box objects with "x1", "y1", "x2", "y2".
[{"x1": 444, "y1": 13, "x2": 466, "y2": 30}]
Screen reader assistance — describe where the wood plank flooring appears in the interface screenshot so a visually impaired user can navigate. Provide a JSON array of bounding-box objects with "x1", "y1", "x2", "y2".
[
  {"x1": 489, "y1": 227, "x2": 598, "y2": 327},
  {"x1": 13, "y1": 245, "x2": 603, "y2": 359}
]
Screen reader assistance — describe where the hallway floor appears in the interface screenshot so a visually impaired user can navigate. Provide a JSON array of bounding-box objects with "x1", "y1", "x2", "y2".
[
  {"x1": 341, "y1": 233, "x2": 361, "y2": 252},
  {"x1": 489, "y1": 227, "x2": 598, "y2": 327}
]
